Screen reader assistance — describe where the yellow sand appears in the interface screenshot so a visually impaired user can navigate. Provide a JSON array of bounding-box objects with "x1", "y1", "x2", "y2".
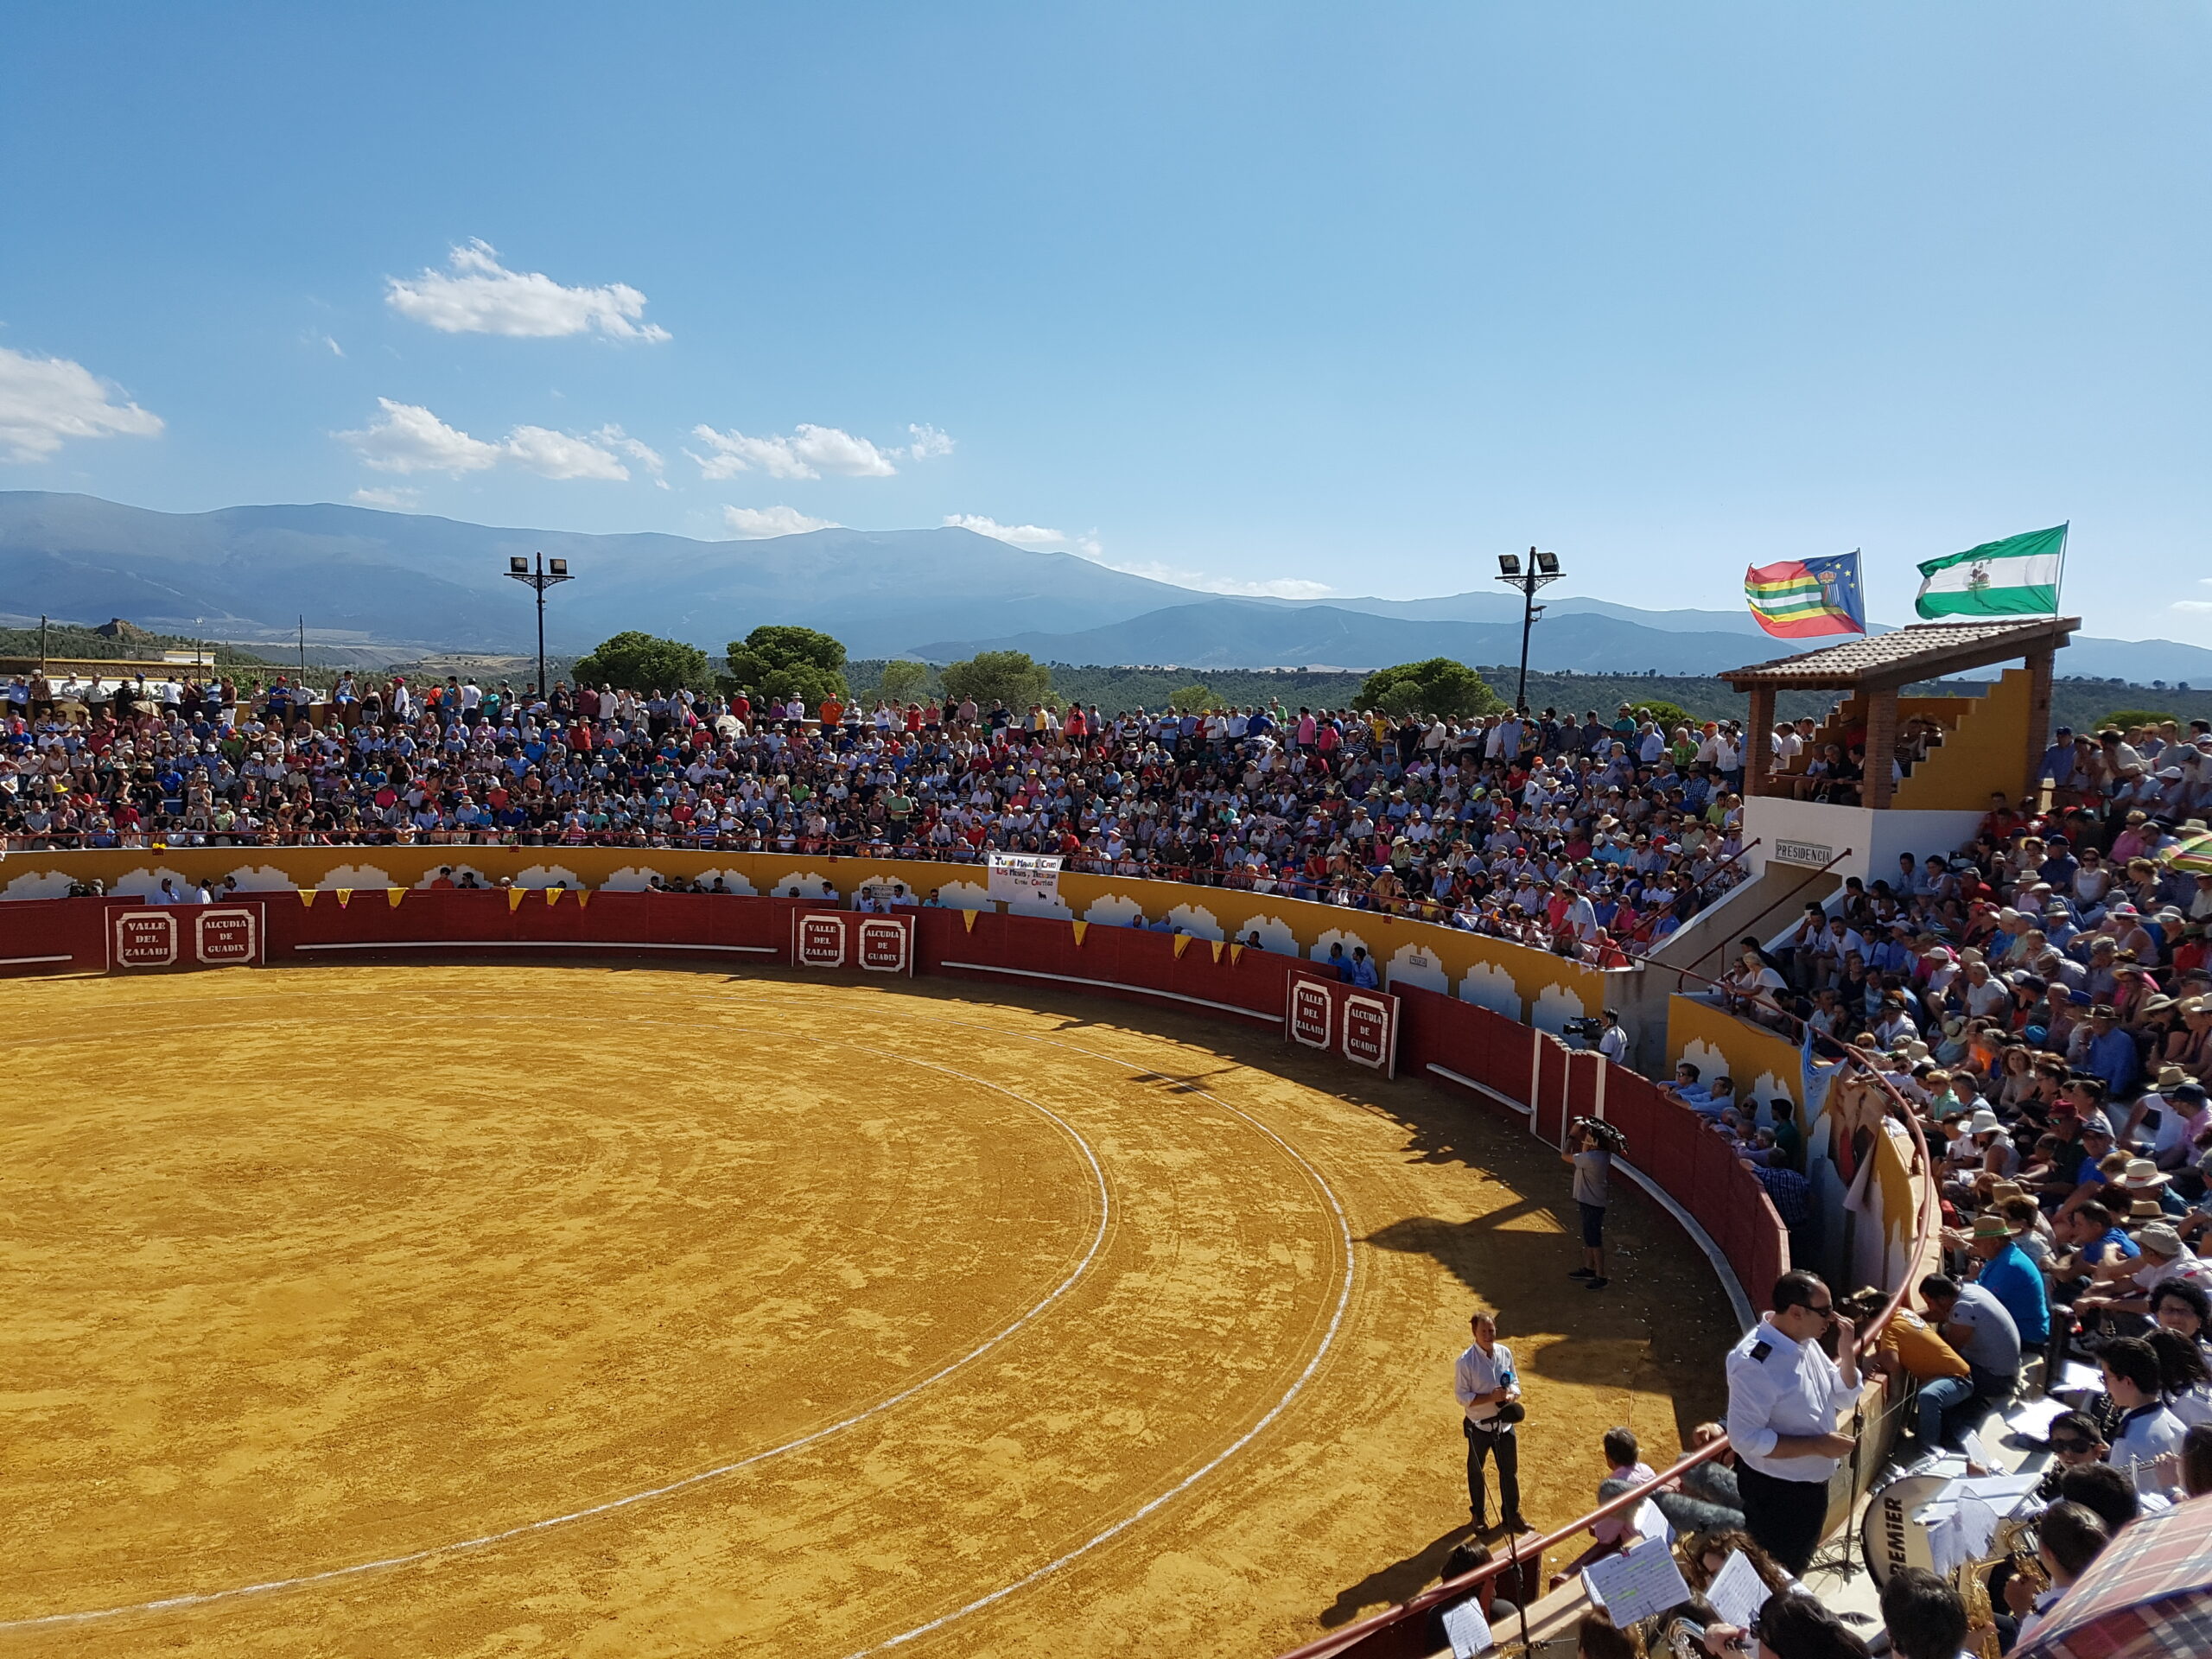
[{"x1": 0, "y1": 966, "x2": 1729, "y2": 1656}]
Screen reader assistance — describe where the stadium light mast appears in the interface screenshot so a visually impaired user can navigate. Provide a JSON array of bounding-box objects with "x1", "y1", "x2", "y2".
[
  {"x1": 505, "y1": 553, "x2": 573, "y2": 705},
  {"x1": 1494, "y1": 547, "x2": 1561, "y2": 713}
]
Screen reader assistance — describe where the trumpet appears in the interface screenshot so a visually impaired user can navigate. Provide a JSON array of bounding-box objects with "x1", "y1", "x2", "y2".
[{"x1": 1956, "y1": 1514, "x2": 2046, "y2": 1659}]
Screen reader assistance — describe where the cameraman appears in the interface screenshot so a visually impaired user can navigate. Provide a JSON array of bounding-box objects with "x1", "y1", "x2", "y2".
[
  {"x1": 1595, "y1": 1007, "x2": 1628, "y2": 1065},
  {"x1": 1564, "y1": 1120, "x2": 1614, "y2": 1291},
  {"x1": 1454, "y1": 1307, "x2": 1527, "y2": 1534}
]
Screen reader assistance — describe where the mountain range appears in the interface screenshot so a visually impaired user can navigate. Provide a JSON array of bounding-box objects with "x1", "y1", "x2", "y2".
[{"x1": 4, "y1": 491, "x2": 2205, "y2": 683}]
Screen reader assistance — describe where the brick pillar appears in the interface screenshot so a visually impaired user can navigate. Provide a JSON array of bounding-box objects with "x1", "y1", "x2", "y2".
[
  {"x1": 2022, "y1": 645, "x2": 2055, "y2": 808},
  {"x1": 1866, "y1": 687, "x2": 1899, "y2": 809},
  {"x1": 1746, "y1": 684, "x2": 1776, "y2": 797}
]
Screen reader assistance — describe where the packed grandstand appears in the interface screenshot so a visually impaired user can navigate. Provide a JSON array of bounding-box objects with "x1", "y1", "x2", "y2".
[{"x1": 3, "y1": 668, "x2": 1779, "y2": 959}]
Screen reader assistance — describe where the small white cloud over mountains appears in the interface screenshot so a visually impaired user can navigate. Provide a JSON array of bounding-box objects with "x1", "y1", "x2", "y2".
[
  {"x1": 339, "y1": 398, "x2": 639, "y2": 481},
  {"x1": 0, "y1": 345, "x2": 164, "y2": 462},
  {"x1": 945, "y1": 512, "x2": 1331, "y2": 598},
  {"x1": 385, "y1": 240, "x2": 670, "y2": 341},
  {"x1": 944, "y1": 513, "x2": 1065, "y2": 549},
  {"x1": 688, "y1": 421, "x2": 953, "y2": 480},
  {"x1": 723, "y1": 505, "x2": 841, "y2": 538},
  {"x1": 1111, "y1": 563, "x2": 1333, "y2": 600},
  {"x1": 351, "y1": 486, "x2": 421, "y2": 509}
]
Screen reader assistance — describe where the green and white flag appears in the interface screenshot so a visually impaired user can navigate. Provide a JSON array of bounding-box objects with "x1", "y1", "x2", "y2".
[{"x1": 1914, "y1": 524, "x2": 2067, "y2": 619}]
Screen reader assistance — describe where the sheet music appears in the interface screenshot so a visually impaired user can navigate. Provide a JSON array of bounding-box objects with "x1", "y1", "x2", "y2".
[
  {"x1": 2003, "y1": 1397, "x2": 2070, "y2": 1437},
  {"x1": 1580, "y1": 1536, "x2": 1693, "y2": 1626},
  {"x1": 1704, "y1": 1549, "x2": 1770, "y2": 1631},
  {"x1": 1440, "y1": 1597, "x2": 1493, "y2": 1658}
]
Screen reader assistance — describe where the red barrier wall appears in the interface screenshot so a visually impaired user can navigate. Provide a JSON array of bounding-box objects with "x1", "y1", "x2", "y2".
[{"x1": 0, "y1": 895, "x2": 118, "y2": 976}]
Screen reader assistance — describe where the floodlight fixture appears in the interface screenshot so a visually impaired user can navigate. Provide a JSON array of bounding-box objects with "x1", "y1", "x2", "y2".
[
  {"x1": 505, "y1": 551, "x2": 576, "y2": 707},
  {"x1": 1492, "y1": 544, "x2": 1565, "y2": 713}
]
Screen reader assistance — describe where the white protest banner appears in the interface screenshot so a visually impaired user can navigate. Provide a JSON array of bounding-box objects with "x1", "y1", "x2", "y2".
[{"x1": 987, "y1": 853, "x2": 1063, "y2": 907}]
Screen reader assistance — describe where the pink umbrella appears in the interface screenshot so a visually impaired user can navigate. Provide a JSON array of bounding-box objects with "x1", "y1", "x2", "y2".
[{"x1": 2015, "y1": 1492, "x2": 2212, "y2": 1659}]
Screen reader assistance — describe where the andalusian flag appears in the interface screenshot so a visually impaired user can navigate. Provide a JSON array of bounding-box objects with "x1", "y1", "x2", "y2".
[
  {"x1": 1914, "y1": 524, "x2": 2066, "y2": 619},
  {"x1": 1744, "y1": 551, "x2": 1867, "y2": 639}
]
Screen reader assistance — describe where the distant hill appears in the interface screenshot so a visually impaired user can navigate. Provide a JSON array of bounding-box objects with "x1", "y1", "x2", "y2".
[
  {"x1": 0, "y1": 492, "x2": 1197, "y2": 658},
  {"x1": 4, "y1": 491, "x2": 2206, "y2": 683}
]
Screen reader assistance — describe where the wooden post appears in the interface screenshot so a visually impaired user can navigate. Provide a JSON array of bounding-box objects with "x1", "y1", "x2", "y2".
[
  {"x1": 1745, "y1": 684, "x2": 1776, "y2": 796},
  {"x1": 1866, "y1": 686, "x2": 1899, "y2": 809},
  {"x1": 2022, "y1": 641, "x2": 2056, "y2": 807}
]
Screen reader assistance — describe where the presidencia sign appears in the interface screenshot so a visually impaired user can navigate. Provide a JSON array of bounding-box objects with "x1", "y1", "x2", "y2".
[{"x1": 987, "y1": 853, "x2": 1063, "y2": 906}]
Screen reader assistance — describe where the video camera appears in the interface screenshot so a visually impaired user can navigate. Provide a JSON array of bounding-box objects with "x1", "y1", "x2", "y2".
[
  {"x1": 1560, "y1": 1014, "x2": 1607, "y2": 1042},
  {"x1": 1567, "y1": 1115, "x2": 1627, "y2": 1155}
]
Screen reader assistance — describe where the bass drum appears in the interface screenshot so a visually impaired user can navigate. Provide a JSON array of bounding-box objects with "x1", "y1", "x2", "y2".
[{"x1": 1859, "y1": 1472, "x2": 1951, "y2": 1587}]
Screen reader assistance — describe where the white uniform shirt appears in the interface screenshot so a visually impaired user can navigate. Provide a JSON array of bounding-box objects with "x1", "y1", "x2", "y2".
[
  {"x1": 1725, "y1": 1319, "x2": 1847, "y2": 1482},
  {"x1": 1454, "y1": 1338, "x2": 1517, "y2": 1427},
  {"x1": 2109, "y1": 1400, "x2": 2185, "y2": 1483}
]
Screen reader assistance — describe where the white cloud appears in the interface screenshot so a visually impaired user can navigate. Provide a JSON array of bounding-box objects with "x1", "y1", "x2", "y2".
[
  {"x1": 594, "y1": 424, "x2": 666, "y2": 487},
  {"x1": 723, "y1": 505, "x2": 842, "y2": 538},
  {"x1": 944, "y1": 513, "x2": 1066, "y2": 549},
  {"x1": 351, "y1": 486, "x2": 421, "y2": 509},
  {"x1": 338, "y1": 397, "x2": 634, "y2": 480},
  {"x1": 689, "y1": 422, "x2": 906, "y2": 480},
  {"x1": 906, "y1": 423, "x2": 956, "y2": 460},
  {"x1": 2175, "y1": 601, "x2": 2212, "y2": 614},
  {"x1": 339, "y1": 399, "x2": 504, "y2": 474},
  {"x1": 1105, "y1": 561, "x2": 1334, "y2": 599},
  {"x1": 944, "y1": 510, "x2": 1332, "y2": 597},
  {"x1": 385, "y1": 239, "x2": 670, "y2": 341},
  {"x1": 303, "y1": 331, "x2": 345, "y2": 358},
  {"x1": 0, "y1": 345, "x2": 164, "y2": 462},
  {"x1": 502, "y1": 424, "x2": 630, "y2": 480}
]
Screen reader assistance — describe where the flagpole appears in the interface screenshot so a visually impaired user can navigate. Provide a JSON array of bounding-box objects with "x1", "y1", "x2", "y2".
[{"x1": 2052, "y1": 521, "x2": 2069, "y2": 615}]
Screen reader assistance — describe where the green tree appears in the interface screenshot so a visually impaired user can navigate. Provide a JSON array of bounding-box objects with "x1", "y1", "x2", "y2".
[
  {"x1": 877, "y1": 658, "x2": 935, "y2": 703},
  {"x1": 1357, "y1": 658, "x2": 1503, "y2": 720},
  {"x1": 940, "y1": 650, "x2": 1057, "y2": 712},
  {"x1": 570, "y1": 631, "x2": 713, "y2": 692},
  {"x1": 722, "y1": 625, "x2": 849, "y2": 710},
  {"x1": 1630, "y1": 699, "x2": 1694, "y2": 728},
  {"x1": 2099, "y1": 709, "x2": 2176, "y2": 730},
  {"x1": 1169, "y1": 683, "x2": 1217, "y2": 714}
]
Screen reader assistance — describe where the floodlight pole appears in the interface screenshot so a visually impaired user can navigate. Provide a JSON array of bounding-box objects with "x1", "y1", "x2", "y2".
[
  {"x1": 1494, "y1": 546, "x2": 1563, "y2": 713},
  {"x1": 505, "y1": 552, "x2": 575, "y2": 707}
]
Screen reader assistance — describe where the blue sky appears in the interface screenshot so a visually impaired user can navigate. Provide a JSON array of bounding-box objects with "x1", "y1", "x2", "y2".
[{"x1": 3, "y1": 3, "x2": 2207, "y2": 641}]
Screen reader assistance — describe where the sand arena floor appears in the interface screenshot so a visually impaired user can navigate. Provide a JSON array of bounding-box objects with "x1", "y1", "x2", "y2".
[{"x1": 0, "y1": 965, "x2": 1730, "y2": 1658}]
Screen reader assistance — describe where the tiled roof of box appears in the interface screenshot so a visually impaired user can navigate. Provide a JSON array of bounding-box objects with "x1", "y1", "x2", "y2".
[{"x1": 1720, "y1": 617, "x2": 2077, "y2": 687}]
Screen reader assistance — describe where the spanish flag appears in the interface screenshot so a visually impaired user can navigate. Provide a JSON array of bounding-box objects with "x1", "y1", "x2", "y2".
[{"x1": 1744, "y1": 551, "x2": 1866, "y2": 639}]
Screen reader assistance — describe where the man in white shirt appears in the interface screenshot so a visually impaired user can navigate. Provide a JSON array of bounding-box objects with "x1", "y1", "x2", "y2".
[
  {"x1": 1724, "y1": 1269, "x2": 1859, "y2": 1573},
  {"x1": 1453, "y1": 1308, "x2": 1526, "y2": 1534}
]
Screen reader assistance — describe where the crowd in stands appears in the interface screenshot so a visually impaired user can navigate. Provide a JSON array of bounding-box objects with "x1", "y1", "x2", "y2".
[{"x1": 1, "y1": 670, "x2": 1764, "y2": 960}]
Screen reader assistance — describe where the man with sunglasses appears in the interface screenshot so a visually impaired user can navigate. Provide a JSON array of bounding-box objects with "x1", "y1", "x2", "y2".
[{"x1": 1724, "y1": 1269, "x2": 1859, "y2": 1575}]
